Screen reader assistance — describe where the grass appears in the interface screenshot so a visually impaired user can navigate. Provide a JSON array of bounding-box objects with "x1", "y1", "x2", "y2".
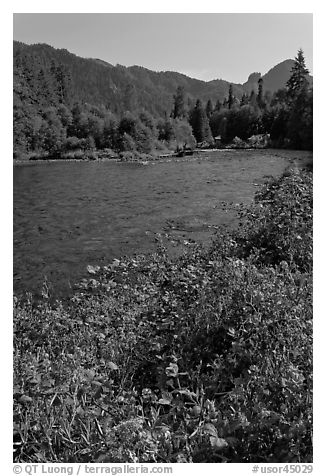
[{"x1": 13, "y1": 167, "x2": 312, "y2": 463}]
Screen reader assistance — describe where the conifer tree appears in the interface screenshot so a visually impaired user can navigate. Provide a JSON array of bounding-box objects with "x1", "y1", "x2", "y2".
[
  {"x1": 228, "y1": 84, "x2": 234, "y2": 109},
  {"x1": 286, "y1": 50, "x2": 312, "y2": 149},
  {"x1": 286, "y1": 49, "x2": 310, "y2": 100}
]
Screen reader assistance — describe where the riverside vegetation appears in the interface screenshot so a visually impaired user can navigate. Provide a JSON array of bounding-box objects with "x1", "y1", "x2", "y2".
[{"x1": 13, "y1": 166, "x2": 312, "y2": 463}]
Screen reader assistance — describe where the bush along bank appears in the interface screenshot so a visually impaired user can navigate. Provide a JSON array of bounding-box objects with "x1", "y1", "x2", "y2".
[{"x1": 13, "y1": 168, "x2": 312, "y2": 463}]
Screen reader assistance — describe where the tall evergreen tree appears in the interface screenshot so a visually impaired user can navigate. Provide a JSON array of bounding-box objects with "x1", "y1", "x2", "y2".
[
  {"x1": 228, "y1": 84, "x2": 234, "y2": 109},
  {"x1": 286, "y1": 49, "x2": 310, "y2": 100},
  {"x1": 286, "y1": 49, "x2": 312, "y2": 149}
]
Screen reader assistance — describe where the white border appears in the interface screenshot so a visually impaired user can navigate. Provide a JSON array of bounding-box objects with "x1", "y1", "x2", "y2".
[{"x1": 2, "y1": 2, "x2": 322, "y2": 474}]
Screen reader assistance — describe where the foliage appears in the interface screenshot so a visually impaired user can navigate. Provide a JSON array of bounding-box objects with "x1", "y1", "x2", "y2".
[
  {"x1": 205, "y1": 99, "x2": 213, "y2": 118},
  {"x1": 210, "y1": 106, "x2": 260, "y2": 143},
  {"x1": 172, "y1": 86, "x2": 188, "y2": 119},
  {"x1": 257, "y1": 78, "x2": 265, "y2": 110},
  {"x1": 189, "y1": 100, "x2": 213, "y2": 144},
  {"x1": 14, "y1": 168, "x2": 312, "y2": 463},
  {"x1": 14, "y1": 44, "x2": 313, "y2": 158},
  {"x1": 282, "y1": 49, "x2": 312, "y2": 150},
  {"x1": 225, "y1": 169, "x2": 312, "y2": 271},
  {"x1": 157, "y1": 118, "x2": 175, "y2": 142},
  {"x1": 228, "y1": 84, "x2": 234, "y2": 109},
  {"x1": 286, "y1": 49, "x2": 310, "y2": 101},
  {"x1": 172, "y1": 119, "x2": 196, "y2": 150},
  {"x1": 286, "y1": 88, "x2": 313, "y2": 151}
]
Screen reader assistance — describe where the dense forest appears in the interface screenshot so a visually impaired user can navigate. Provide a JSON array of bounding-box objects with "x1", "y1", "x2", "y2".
[{"x1": 13, "y1": 42, "x2": 313, "y2": 159}]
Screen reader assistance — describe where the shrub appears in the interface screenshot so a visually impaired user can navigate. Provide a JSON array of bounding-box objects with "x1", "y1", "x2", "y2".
[
  {"x1": 228, "y1": 169, "x2": 313, "y2": 272},
  {"x1": 118, "y1": 133, "x2": 137, "y2": 152},
  {"x1": 63, "y1": 136, "x2": 85, "y2": 151}
]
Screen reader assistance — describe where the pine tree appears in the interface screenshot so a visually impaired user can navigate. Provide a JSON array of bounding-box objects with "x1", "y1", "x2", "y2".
[
  {"x1": 286, "y1": 49, "x2": 312, "y2": 149},
  {"x1": 228, "y1": 84, "x2": 234, "y2": 109},
  {"x1": 286, "y1": 49, "x2": 310, "y2": 100}
]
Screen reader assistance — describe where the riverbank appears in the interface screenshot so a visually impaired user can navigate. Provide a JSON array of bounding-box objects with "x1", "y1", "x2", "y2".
[
  {"x1": 14, "y1": 167, "x2": 312, "y2": 463},
  {"x1": 13, "y1": 150, "x2": 180, "y2": 166},
  {"x1": 13, "y1": 147, "x2": 313, "y2": 168}
]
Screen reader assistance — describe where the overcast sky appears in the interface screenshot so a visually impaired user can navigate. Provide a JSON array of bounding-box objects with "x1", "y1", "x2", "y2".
[{"x1": 13, "y1": 13, "x2": 313, "y2": 83}]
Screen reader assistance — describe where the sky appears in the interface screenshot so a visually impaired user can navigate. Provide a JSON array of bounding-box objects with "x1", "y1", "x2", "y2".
[{"x1": 13, "y1": 13, "x2": 313, "y2": 84}]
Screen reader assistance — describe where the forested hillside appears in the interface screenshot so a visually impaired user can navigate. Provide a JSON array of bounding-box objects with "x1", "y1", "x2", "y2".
[
  {"x1": 13, "y1": 42, "x2": 313, "y2": 159},
  {"x1": 13, "y1": 41, "x2": 241, "y2": 116}
]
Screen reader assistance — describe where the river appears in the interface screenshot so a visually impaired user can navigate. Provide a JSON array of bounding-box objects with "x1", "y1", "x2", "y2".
[{"x1": 13, "y1": 149, "x2": 311, "y2": 297}]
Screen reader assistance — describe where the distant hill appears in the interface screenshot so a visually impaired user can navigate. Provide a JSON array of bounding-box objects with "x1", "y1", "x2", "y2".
[
  {"x1": 13, "y1": 41, "x2": 235, "y2": 117},
  {"x1": 13, "y1": 40, "x2": 312, "y2": 117}
]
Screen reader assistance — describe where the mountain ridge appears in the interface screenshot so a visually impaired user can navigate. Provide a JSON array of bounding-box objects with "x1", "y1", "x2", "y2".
[{"x1": 13, "y1": 40, "x2": 312, "y2": 117}]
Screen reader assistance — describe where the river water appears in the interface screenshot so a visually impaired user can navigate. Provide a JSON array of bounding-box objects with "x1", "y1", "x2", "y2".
[{"x1": 13, "y1": 149, "x2": 311, "y2": 297}]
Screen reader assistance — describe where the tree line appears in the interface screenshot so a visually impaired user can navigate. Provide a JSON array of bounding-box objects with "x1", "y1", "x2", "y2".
[
  {"x1": 174, "y1": 49, "x2": 312, "y2": 150},
  {"x1": 13, "y1": 49, "x2": 312, "y2": 159}
]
